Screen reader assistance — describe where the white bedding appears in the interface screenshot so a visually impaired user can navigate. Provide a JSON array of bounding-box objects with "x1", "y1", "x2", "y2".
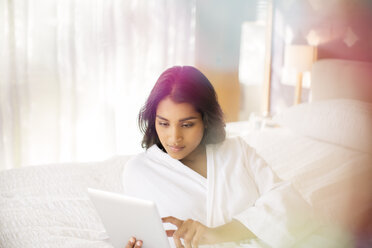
[
  {"x1": 272, "y1": 99, "x2": 372, "y2": 153},
  {"x1": 0, "y1": 156, "x2": 129, "y2": 248},
  {"x1": 241, "y1": 127, "x2": 372, "y2": 226},
  {"x1": 252, "y1": 98, "x2": 372, "y2": 229}
]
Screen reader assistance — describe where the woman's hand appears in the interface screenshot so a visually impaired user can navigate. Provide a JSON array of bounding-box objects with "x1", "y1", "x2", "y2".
[
  {"x1": 162, "y1": 216, "x2": 256, "y2": 247},
  {"x1": 162, "y1": 216, "x2": 212, "y2": 248},
  {"x1": 125, "y1": 236, "x2": 143, "y2": 248}
]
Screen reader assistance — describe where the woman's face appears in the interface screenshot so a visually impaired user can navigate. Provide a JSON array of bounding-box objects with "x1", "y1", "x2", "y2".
[{"x1": 155, "y1": 96, "x2": 205, "y2": 161}]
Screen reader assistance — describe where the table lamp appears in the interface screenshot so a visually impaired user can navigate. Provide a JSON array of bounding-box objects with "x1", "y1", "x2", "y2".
[{"x1": 284, "y1": 45, "x2": 317, "y2": 104}]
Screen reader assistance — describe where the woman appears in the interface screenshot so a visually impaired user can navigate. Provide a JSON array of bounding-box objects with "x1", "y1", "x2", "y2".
[{"x1": 123, "y1": 66, "x2": 315, "y2": 248}]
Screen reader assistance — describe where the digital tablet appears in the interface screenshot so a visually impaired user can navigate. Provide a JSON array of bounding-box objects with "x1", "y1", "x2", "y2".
[{"x1": 87, "y1": 188, "x2": 171, "y2": 248}]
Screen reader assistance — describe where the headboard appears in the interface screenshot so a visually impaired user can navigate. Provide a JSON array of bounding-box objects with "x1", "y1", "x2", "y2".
[{"x1": 311, "y1": 59, "x2": 372, "y2": 102}]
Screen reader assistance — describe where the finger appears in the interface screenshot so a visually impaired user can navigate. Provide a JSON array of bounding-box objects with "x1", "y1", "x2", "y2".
[
  {"x1": 125, "y1": 237, "x2": 136, "y2": 248},
  {"x1": 166, "y1": 229, "x2": 176, "y2": 237},
  {"x1": 181, "y1": 220, "x2": 197, "y2": 248},
  {"x1": 183, "y1": 229, "x2": 196, "y2": 248},
  {"x1": 192, "y1": 225, "x2": 206, "y2": 247},
  {"x1": 172, "y1": 222, "x2": 188, "y2": 248},
  {"x1": 134, "y1": 240, "x2": 143, "y2": 248},
  {"x1": 172, "y1": 233, "x2": 184, "y2": 248},
  {"x1": 173, "y1": 219, "x2": 193, "y2": 248},
  {"x1": 162, "y1": 216, "x2": 184, "y2": 228}
]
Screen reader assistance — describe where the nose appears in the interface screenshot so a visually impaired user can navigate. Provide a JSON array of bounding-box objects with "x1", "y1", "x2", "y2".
[{"x1": 169, "y1": 126, "x2": 183, "y2": 145}]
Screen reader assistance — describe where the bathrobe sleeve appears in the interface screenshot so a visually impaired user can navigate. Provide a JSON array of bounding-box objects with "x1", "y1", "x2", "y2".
[{"x1": 233, "y1": 138, "x2": 318, "y2": 247}]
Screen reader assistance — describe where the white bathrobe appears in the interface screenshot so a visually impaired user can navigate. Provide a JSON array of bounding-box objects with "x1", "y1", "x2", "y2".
[{"x1": 122, "y1": 137, "x2": 317, "y2": 247}]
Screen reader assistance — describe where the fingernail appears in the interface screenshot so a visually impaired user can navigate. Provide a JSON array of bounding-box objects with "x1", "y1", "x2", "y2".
[
  {"x1": 136, "y1": 240, "x2": 142, "y2": 246},
  {"x1": 130, "y1": 237, "x2": 135, "y2": 243}
]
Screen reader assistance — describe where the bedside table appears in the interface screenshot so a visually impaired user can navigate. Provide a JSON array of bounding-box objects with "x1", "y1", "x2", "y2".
[{"x1": 226, "y1": 113, "x2": 278, "y2": 137}]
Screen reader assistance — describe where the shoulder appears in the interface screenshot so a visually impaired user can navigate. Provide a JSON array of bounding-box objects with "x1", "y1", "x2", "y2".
[
  {"x1": 208, "y1": 136, "x2": 260, "y2": 163},
  {"x1": 124, "y1": 145, "x2": 163, "y2": 171},
  {"x1": 124, "y1": 151, "x2": 146, "y2": 175},
  {"x1": 124, "y1": 147, "x2": 151, "y2": 170},
  {"x1": 125, "y1": 152, "x2": 146, "y2": 167},
  {"x1": 209, "y1": 136, "x2": 250, "y2": 152}
]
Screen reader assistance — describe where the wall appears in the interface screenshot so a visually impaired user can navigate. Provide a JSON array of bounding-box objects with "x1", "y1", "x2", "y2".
[
  {"x1": 269, "y1": 0, "x2": 372, "y2": 114},
  {"x1": 195, "y1": 0, "x2": 258, "y2": 122}
]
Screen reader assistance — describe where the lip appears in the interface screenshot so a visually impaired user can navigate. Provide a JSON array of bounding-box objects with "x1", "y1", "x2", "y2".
[{"x1": 168, "y1": 145, "x2": 185, "y2": 153}]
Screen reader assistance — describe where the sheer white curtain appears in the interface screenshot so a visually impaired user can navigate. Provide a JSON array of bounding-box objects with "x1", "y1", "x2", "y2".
[{"x1": 0, "y1": 0, "x2": 196, "y2": 170}]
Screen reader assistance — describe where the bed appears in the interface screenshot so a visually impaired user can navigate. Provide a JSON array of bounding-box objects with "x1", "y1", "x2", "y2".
[
  {"x1": 239, "y1": 59, "x2": 372, "y2": 246},
  {"x1": 0, "y1": 59, "x2": 371, "y2": 247}
]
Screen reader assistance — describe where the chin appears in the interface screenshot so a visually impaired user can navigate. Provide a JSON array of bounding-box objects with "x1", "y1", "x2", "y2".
[
  {"x1": 168, "y1": 152, "x2": 186, "y2": 160},
  {"x1": 165, "y1": 149, "x2": 186, "y2": 160}
]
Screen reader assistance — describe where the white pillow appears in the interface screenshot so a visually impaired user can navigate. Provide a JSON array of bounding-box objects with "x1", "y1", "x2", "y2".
[{"x1": 272, "y1": 99, "x2": 372, "y2": 154}]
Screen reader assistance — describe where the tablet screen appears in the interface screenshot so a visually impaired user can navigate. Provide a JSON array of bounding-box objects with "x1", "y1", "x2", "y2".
[{"x1": 87, "y1": 188, "x2": 171, "y2": 248}]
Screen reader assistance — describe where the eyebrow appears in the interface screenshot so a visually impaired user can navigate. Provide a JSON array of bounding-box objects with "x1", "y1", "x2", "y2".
[{"x1": 156, "y1": 115, "x2": 198, "y2": 122}]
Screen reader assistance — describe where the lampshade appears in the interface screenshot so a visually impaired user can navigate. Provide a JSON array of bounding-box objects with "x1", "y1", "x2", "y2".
[
  {"x1": 284, "y1": 45, "x2": 317, "y2": 73},
  {"x1": 283, "y1": 45, "x2": 317, "y2": 105}
]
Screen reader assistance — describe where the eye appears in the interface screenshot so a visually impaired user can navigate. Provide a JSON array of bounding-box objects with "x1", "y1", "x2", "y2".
[
  {"x1": 158, "y1": 122, "x2": 169, "y2": 127},
  {"x1": 181, "y1": 122, "x2": 194, "y2": 128}
]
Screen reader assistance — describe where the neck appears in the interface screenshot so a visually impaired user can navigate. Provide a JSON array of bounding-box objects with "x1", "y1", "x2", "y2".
[
  {"x1": 180, "y1": 144, "x2": 206, "y2": 165},
  {"x1": 180, "y1": 144, "x2": 207, "y2": 176}
]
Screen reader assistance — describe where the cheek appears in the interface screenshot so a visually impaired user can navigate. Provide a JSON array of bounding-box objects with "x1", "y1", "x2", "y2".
[
  {"x1": 155, "y1": 125, "x2": 164, "y2": 140},
  {"x1": 192, "y1": 126, "x2": 205, "y2": 142}
]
